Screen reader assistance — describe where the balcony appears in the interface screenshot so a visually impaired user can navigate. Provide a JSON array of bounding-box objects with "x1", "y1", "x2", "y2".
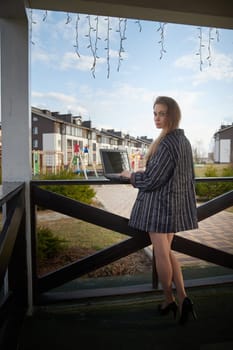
[{"x1": 0, "y1": 177, "x2": 233, "y2": 348}]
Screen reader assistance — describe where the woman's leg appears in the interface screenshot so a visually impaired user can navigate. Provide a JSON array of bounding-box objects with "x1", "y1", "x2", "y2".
[
  {"x1": 167, "y1": 235, "x2": 187, "y2": 308},
  {"x1": 149, "y1": 232, "x2": 175, "y2": 305}
]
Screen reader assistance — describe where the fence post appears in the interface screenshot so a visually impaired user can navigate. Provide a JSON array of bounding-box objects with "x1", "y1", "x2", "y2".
[
  {"x1": 8, "y1": 190, "x2": 28, "y2": 306},
  {"x1": 152, "y1": 249, "x2": 159, "y2": 289}
]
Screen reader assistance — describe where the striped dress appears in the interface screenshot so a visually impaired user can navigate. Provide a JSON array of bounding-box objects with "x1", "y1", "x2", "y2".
[{"x1": 129, "y1": 129, "x2": 198, "y2": 233}]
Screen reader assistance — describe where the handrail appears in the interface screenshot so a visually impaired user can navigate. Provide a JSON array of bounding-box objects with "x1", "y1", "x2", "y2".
[
  {"x1": 0, "y1": 182, "x2": 24, "y2": 206},
  {"x1": 0, "y1": 182, "x2": 27, "y2": 349},
  {"x1": 195, "y1": 176, "x2": 233, "y2": 182},
  {"x1": 0, "y1": 188, "x2": 25, "y2": 285},
  {"x1": 31, "y1": 176, "x2": 233, "y2": 186}
]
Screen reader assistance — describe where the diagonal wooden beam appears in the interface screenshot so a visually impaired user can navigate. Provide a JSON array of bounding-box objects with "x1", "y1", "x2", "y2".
[
  {"x1": 172, "y1": 235, "x2": 233, "y2": 269},
  {"x1": 0, "y1": 190, "x2": 25, "y2": 286},
  {"x1": 197, "y1": 190, "x2": 233, "y2": 221},
  {"x1": 33, "y1": 186, "x2": 233, "y2": 295},
  {"x1": 32, "y1": 186, "x2": 136, "y2": 236},
  {"x1": 37, "y1": 233, "x2": 151, "y2": 293}
]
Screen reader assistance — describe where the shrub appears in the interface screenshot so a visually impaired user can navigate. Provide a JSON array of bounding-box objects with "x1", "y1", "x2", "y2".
[
  {"x1": 37, "y1": 226, "x2": 68, "y2": 260},
  {"x1": 195, "y1": 165, "x2": 233, "y2": 200},
  {"x1": 39, "y1": 170, "x2": 96, "y2": 204}
]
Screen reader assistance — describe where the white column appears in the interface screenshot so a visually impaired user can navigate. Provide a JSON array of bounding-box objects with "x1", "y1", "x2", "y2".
[
  {"x1": 0, "y1": 16, "x2": 33, "y2": 313},
  {"x1": 0, "y1": 18, "x2": 31, "y2": 181}
]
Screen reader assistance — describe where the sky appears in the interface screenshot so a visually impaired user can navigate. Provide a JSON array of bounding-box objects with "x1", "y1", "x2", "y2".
[{"x1": 29, "y1": 10, "x2": 233, "y2": 156}]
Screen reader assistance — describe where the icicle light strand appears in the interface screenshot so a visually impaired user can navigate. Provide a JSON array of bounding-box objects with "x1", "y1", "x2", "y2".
[
  {"x1": 157, "y1": 22, "x2": 167, "y2": 59},
  {"x1": 117, "y1": 18, "x2": 127, "y2": 72},
  {"x1": 74, "y1": 14, "x2": 81, "y2": 57},
  {"x1": 28, "y1": 9, "x2": 221, "y2": 78}
]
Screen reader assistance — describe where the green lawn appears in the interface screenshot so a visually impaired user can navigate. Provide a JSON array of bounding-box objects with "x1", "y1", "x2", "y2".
[
  {"x1": 194, "y1": 163, "x2": 233, "y2": 213},
  {"x1": 194, "y1": 163, "x2": 232, "y2": 177},
  {"x1": 37, "y1": 213, "x2": 127, "y2": 250}
]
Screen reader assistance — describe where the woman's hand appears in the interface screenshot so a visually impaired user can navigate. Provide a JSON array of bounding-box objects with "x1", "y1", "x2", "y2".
[{"x1": 120, "y1": 170, "x2": 132, "y2": 178}]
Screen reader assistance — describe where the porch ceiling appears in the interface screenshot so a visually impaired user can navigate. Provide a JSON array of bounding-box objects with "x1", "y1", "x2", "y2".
[
  {"x1": 28, "y1": 0, "x2": 233, "y2": 29},
  {"x1": 0, "y1": 0, "x2": 26, "y2": 18}
]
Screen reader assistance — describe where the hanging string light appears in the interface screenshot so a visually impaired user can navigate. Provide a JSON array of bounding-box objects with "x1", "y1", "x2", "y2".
[
  {"x1": 157, "y1": 22, "x2": 167, "y2": 60},
  {"x1": 74, "y1": 14, "x2": 81, "y2": 58},
  {"x1": 85, "y1": 15, "x2": 96, "y2": 77},
  {"x1": 91, "y1": 16, "x2": 101, "y2": 78},
  {"x1": 65, "y1": 12, "x2": 72, "y2": 24},
  {"x1": 206, "y1": 28, "x2": 214, "y2": 66},
  {"x1": 29, "y1": 9, "x2": 36, "y2": 45},
  {"x1": 117, "y1": 18, "x2": 127, "y2": 72},
  {"x1": 207, "y1": 28, "x2": 220, "y2": 67},
  {"x1": 196, "y1": 27, "x2": 205, "y2": 71},
  {"x1": 135, "y1": 19, "x2": 142, "y2": 32},
  {"x1": 42, "y1": 10, "x2": 48, "y2": 22},
  {"x1": 105, "y1": 17, "x2": 112, "y2": 78},
  {"x1": 28, "y1": 9, "x2": 220, "y2": 78}
]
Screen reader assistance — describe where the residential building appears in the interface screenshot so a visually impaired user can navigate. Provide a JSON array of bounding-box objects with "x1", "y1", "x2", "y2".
[
  {"x1": 213, "y1": 124, "x2": 233, "y2": 163},
  {"x1": 31, "y1": 107, "x2": 152, "y2": 174}
]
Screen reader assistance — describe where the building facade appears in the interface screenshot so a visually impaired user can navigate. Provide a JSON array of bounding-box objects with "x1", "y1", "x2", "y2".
[
  {"x1": 213, "y1": 124, "x2": 233, "y2": 163},
  {"x1": 31, "y1": 107, "x2": 152, "y2": 174}
]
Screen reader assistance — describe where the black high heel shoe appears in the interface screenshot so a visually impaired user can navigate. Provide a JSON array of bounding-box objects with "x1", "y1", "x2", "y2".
[
  {"x1": 179, "y1": 297, "x2": 197, "y2": 325},
  {"x1": 158, "y1": 301, "x2": 178, "y2": 319}
]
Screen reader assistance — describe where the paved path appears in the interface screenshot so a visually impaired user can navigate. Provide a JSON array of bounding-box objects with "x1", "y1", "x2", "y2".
[{"x1": 94, "y1": 184, "x2": 233, "y2": 267}]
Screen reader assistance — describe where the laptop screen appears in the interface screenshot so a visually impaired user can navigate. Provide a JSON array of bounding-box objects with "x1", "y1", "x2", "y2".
[{"x1": 100, "y1": 149, "x2": 130, "y2": 175}]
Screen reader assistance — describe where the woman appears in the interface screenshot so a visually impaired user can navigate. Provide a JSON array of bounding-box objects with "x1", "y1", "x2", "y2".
[{"x1": 121, "y1": 96, "x2": 198, "y2": 325}]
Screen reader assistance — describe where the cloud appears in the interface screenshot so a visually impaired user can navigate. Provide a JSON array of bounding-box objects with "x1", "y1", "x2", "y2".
[
  {"x1": 174, "y1": 51, "x2": 233, "y2": 85},
  {"x1": 31, "y1": 45, "x2": 106, "y2": 72},
  {"x1": 32, "y1": 91, "x2": 76, "y2": 103},
  {"x1": 32, "y1": 91, "x2": 89, "y2": 116},
  {"x1": 194, "y1": 53, "x2": 233, "y2": 85},
  {"x1": 59, "y1": 52, "x2": 105, "y2": 71},
  {"x1": 31, "y1": 48, "x2": 54, "y2": 63}
]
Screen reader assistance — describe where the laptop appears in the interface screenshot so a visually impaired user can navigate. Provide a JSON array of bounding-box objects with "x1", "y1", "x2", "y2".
[{"x1": 99, "y1": 149, "x2": 131, "y2": 180}]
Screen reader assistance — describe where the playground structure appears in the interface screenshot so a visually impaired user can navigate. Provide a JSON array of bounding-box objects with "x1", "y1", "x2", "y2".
[
  {"x1": 32, "y1": 147, "x2": 145, "y2": 177},
  {"x1": 32, "y1": 147, "x2": 98, "y2": 179},
  {"x1": 69, "y1": 152, "x2": 98, "y2": 179},
  {"x1": 129, "y1": 149, "x2": 145, "y2": 171}
]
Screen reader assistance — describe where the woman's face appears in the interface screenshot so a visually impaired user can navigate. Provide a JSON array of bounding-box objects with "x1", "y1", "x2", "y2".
[{"x1": 153, "y1": 103, "x2": 168, "y2": 129}]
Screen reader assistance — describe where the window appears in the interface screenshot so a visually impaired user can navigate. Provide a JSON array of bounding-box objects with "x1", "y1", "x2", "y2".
[
  {"x1": 33, "y1": 126, "x2": 38, "y2": 135},
  {"x1": 33, "y1": 139, "x2": 38, "y2": 148},
  {"x1": 66, "y1": 125, "x2": 71, "y2": 135},
  {"x1": 77, "y1": 128, "x2": 82, "y2": 137},
  {"x1": 67, "y1": 139, "x2": 72, "y2": 148},
  {"x1": 101, "y1": 136, "x2": 109, "y2": 144}
]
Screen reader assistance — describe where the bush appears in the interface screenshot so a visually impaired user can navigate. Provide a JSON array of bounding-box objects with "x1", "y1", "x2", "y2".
[
  {"x1": 37, "y1": 226, "x2": 68, "y2": 260},
  {"x1": 40, "y1": 170, "x2": 96, "y2": 204},
  {"x1": 195, "y1": 165, "x2": 233, "y2": 200}
]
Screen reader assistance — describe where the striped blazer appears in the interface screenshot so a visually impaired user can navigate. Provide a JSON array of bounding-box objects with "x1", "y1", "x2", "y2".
[{"x1": 129, "y1": 129, "x2": 198, "y2": 233}]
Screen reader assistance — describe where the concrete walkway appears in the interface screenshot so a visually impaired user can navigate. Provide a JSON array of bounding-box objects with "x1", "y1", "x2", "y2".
[{"x1": 94, "y1": 184, "x2": 233, "y2": 267}]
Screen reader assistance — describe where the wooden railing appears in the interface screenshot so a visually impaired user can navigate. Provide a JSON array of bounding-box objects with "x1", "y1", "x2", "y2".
[
  {"x1": 30, "y1": 177, "x2": 233, "y2": 304},
  {"x1": 0, "y1": 178, "x2": 232, "y2": 348},
  {"x1": 0, "y1": 182, "x2": 27, "y2": 349}
]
